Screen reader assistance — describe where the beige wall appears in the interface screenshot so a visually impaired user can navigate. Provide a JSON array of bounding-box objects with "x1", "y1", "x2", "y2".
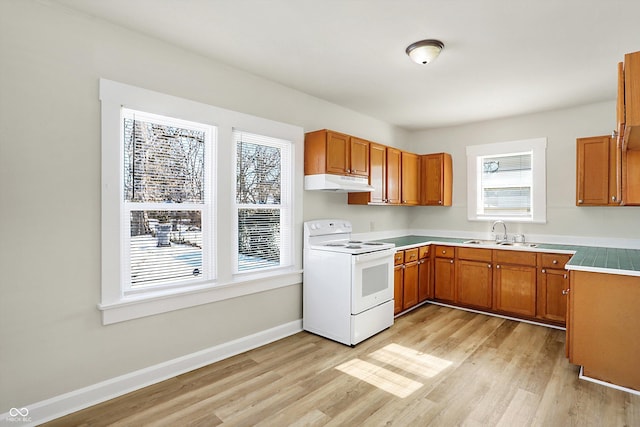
[
  {"x1": 406, "y1": 102, "x2": 640, "y2": 240},
  {"x1": 0, "y1": 0, "x2": 409, "y2": 409},
  {"x1": 3, "y1": 0, "x2": 637, "y2": 413}
]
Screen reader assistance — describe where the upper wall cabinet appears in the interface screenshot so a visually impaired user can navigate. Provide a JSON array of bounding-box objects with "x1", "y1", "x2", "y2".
[
  {"x1": 576, "y1": 135, "x2": 620, "y2": 206},
  {"x1": 304, "y1": 129, "x2": 369, "y2": 177},
  {"x1": 420, "y1": 153, "x2": 453, "y2": 206},
  {"x1": 622, "y1": 51, "x2": 640, "y2": 151}
]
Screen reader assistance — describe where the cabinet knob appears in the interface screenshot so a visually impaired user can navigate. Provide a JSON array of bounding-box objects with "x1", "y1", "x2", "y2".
[
  {"x1": 563, "y1": 274, "x2": 568, "y2": 279},
  {"x1": 541, "y1": 269, "x2": 546, "y2": 273},
  {"x1": 442, "y1": 250, "x2": 446, "y2": 254},
  {"x1": 612, "y1": 196, "x2": 617, "y2": 202},
  {"x1": 450, "y1": 260, "x2": 454, "y2": 264},
  {"x1": 552, "y1": 259, "x2": 558, "y2": 264},
  {"x1": 487, "y1": 264, "x2": 492, "y2": 268},
  {"x1": 403, "y1": 200, "x2": 407, "y2": 204},
  {"x1": 578, "y1": 199, "x2": 584, "y2": 204},
  {"x1": 562, "y1": 289, "x2": 570, "y2": 295},
  {"x1": 346, "y1": 168, "x2": 351, "y2": 173},
  {"x1": 496, "y1": 265, "x2": 501, "y2": 269},
  {"x1": 438, "y1": 200, "x2": 442, "y2": 205}
]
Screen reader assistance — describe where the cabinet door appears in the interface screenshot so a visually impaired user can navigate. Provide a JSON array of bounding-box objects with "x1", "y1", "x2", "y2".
[
  {"x1": 420, "y1": 153, "x2": 452, "y2": 206},
  {"x1": 394, "y1": 265, "x2": 403, "y2": 314},
  {"x1": 369, "y1": 142, "x2": 386, "y2": 203},
  {"x1": 349, "y1": 137, "x2": 369, "y2": 177},
  {"x1": 326, "y1": 131, "x2": 350, "y2": 175},
  {"x1": 494, "y1": 264, "x2": 537, "y2": 317},
  {"x1": 386, "y1": 147, "x2": 402, "y2": 204},
  {"x1": 434, "y1": 257, "x2": 455, "y2": 302},
  {"x1": 418, "y1": 255, "x2": 432, "y2": 302},
  {"x1": 403, "y1": 261, "x2": 419, "y2": 310},
  {"x1": 576, "y1": 136, "x2": 611, "y2": 206},
  {"x1": 537, "y1": 268, "x2": 568, "y2": 323},
  {"x1": 401, "y1": 151, "x2": 420, "y2": 205},
  {"x1": 456, "y1": 259, "x2": 492, "y2": 309}
]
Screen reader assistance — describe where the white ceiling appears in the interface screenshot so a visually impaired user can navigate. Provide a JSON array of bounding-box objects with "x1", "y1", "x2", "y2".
[{"x1": 51, "y1": 0, "x2": 640, "y2": 130}]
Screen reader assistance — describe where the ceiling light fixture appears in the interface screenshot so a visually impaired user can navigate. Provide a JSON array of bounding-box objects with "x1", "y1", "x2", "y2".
[{"x1": 405, "y1": 39, "x2": 444, "y2": 65}]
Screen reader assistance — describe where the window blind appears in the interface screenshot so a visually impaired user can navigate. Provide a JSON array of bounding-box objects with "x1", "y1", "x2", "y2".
[
  {"x1": 233, "y1": 129, "x2": 292, "y2": 272},
  {"x1": 479, "y1": 152, "x2": 532, "y2": 217},
  {"x1": 123, "y1": 108, "x2": 213, "y2": 289}
]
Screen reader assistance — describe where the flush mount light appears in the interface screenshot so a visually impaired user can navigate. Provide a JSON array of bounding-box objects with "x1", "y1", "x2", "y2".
[{"x1": 405, "y1": 39, "x2": 444, "y2": 64}]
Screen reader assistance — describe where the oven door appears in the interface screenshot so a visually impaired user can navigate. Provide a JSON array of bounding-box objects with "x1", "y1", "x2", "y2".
[{"x1": 351, "y1": 248, "x2": 394, "y2": 314}]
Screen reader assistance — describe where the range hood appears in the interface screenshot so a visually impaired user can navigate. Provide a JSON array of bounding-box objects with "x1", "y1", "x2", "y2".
[{"x1": 304, "y1": 174, "x2": 374, "y2": 192}]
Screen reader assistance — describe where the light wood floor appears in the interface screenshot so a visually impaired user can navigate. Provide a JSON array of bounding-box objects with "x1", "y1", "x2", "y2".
[{"x1": 44, "y1": 304, "x2": 640, "y2": 426}]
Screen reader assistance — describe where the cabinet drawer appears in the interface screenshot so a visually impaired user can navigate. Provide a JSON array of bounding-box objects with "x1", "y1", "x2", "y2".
[
  {"x1": 404, "y1": 248, "x2": 419, "y2": 263},
  {"x1": 539, "y1": 253, "x2": 572, "y2": 269},
  {"x1": 394, "y1": 251, "x2": 404, "y2": 265},
  {"x1": 494, "y1": 250, "x2": 537, "y2": 266},
  {"x1": 419, "y1": 245, "x2": 430, "y2": 259},
  {"x1": 435, "y1": 245, "x2": 454, "y2": 259},
  {"x1": 457, "y1": 247, "x2": 492, "y2": 262}
]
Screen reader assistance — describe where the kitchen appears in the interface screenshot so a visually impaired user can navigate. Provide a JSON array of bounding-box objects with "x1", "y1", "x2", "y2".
[{"x1": 2, "y1": 0, "x2": 640, "y2": 425}]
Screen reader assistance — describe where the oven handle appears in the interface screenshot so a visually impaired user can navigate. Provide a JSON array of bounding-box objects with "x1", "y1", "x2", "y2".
[{"x1": 353, "y1": 248, "x2": 395, "y2": 263}]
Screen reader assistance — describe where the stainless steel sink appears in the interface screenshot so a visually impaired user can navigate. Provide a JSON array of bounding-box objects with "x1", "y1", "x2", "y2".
[{"x1": 463, "y1": 239, "x2": 538, "y2": 248}]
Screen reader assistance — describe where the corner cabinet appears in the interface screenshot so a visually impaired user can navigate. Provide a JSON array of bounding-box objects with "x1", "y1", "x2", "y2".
[
  {"x1": 304, "y1": 129, "x2": 369, "y2": 177},
  {"x1": 420, "y1": 153, "x2": 453, "y2": 206}
]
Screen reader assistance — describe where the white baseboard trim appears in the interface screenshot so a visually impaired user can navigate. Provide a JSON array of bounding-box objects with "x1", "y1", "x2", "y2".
[
  {"x1": 578, "y1": 366, "x2": 640, "y2": 396},
  {"x1": 0, "y1": 319, "x2": 303, "y2": 427}
]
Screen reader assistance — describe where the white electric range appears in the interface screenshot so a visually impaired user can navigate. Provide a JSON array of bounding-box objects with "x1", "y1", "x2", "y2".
[{"x1": 303, "y1": 219, "x2": 395, "y2": 346}]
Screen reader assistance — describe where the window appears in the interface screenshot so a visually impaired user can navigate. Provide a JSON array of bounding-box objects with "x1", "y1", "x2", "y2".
[
  {"x1": 100, "y1": 79, "x2": 303, "y2": 324},
  {"x1": 234, "y1": 130, "x2": 292, "y2": 273},
  {"x1": 122, "y1": 109, "x2": 214, "y2": 292},
  {"x1": 466, "y1": 138, "x2": 547, "y2": 223}
]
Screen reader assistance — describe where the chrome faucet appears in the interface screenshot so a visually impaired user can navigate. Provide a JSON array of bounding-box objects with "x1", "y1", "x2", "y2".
[{"x1": 491, "y1": 220, "x2": 508, "y2": 242}]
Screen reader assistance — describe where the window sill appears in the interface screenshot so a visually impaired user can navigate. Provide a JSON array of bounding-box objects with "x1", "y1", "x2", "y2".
[{"x1": 98, "y1": 268, "x2": 303, "y2": 325}]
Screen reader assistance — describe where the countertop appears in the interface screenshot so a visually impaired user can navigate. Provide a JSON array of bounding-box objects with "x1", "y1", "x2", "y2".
[{"x1": 377, "y1": 235, "x2": 640, "y2": 277}]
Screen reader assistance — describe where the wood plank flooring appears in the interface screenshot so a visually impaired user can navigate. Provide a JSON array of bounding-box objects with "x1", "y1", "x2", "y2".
[{"x1": 43, "y1": 304, "x2": 640, "y2": 426}]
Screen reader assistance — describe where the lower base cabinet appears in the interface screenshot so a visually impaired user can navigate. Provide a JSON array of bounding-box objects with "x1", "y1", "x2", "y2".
[
  {"x1": 455, "y1": 248, "x2": 493, "y2": 309},
  {"x1": 493, "y1": 264, "x2": 537, "y2": 317},
  {"x1": 569, "y1": 270, "x2": 640, "y2": 392},
  {"x1": 434, "y1": 257, "x2": 455, "y2": 302}
]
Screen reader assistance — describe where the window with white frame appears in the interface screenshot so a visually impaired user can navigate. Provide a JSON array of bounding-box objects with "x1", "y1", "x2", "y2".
[
  {"x1": 466, "y1": 138, "x2": 547, "y2": 223},
  {"x1": 233, "y1": 130, "x2": 292, "y2": 273},
  {"x1": 122, "y1": 109, "x2": 214, "y2": 291},
  {"x1": 99, "y1": 79, "x2": 303, "y2": 325}
]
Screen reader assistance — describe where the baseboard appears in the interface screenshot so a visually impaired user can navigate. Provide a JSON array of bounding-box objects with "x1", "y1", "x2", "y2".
[
  {"x1": 578, "y1": 366, "x2": 640, "y2": 396},
  {"x1": 0, "y1": 319, "x2": 303, "y2": 427}
]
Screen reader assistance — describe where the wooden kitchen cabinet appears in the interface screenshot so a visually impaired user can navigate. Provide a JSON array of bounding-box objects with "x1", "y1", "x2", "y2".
[
  {"x1": 569, "y1": 270, "x2": 640, "y2": 392},
  {"x1": 393, "y1": 251, "x2": 404, "y2": 314},
  {"x1": 537, "y1": 253, "x2": 572, "y2": 324},
  {"x1": 434, "y1": 246, "x2": 455, "y2": 303},
  {"x1": 456, "y1": 247, "x2": 493, "y2": 309},
  {"x1": 386, "y1": 147, "x2": 402, "y2": 205},
  {"x1": 622, "y1": 51, "x2": 640, "y2": 150},
  {"x1": 348, "y1": 142, "x2": 387, "y2": 205},
  {"x1": 402, "y1": 249, "x2": 420, "y2": 310},
  {"x1": 576, "y1": 135, "x2": 620, "y2": 205},
  {"x1": 417, "y1": 246, "x2": 432, "y2": 302},
  {"x1": 304, "y1": 129, "x2": 369, "y2": 177},
  {"x1": 420, "y1": 153, "x2": 453, "y2": 206},
  {"x1": 493, "y1": 250, "x2": 537, "y2": 317},
  {"x1": 401, "y1": 151, "x2": 420, "y2": 205}
]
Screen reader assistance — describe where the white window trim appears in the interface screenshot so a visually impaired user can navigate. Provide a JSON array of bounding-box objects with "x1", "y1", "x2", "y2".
[
  {"x1": 99, "y1": 79, "x2": 303, "y2": 325},
  {"x1": 466, "y1": 137, "x2": 547, "y2": 223}
]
